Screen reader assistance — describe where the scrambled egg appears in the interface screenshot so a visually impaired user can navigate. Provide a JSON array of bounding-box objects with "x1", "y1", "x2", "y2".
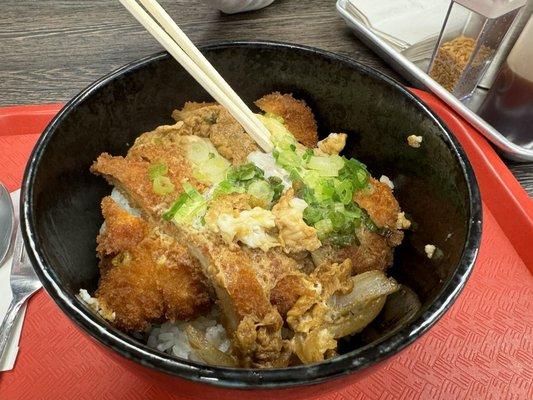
[
  {"x1": 272, "y1": 191, "x2": 321, "y2": 253},
  {"x1": 216, "y1": 207, "x2": 280, "y2": 252},
  {"x1": 396, "y1": 211, "x2": 411, "y2": 229},
  {"x1": 407, "y1": 134, "x2": 423, "y2": 148},
  {"x1": 316, "y1": 133, "x2": 347, "y2": 155}
]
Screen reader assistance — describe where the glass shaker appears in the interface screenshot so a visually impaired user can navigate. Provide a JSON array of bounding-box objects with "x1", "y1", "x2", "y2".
[
  {"x1": 428, "y1": 0, "x2": 526, "y2": 100},
  {"x1": 478, "y1": 15, "x2": 533, "y2": 148}
]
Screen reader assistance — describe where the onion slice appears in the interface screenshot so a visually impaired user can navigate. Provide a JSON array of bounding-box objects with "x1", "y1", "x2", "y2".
[
  {"x1": 327, "y1": 270, "x2": 399, "y2": 338},
  {"x1": 185, "y1": 325, "x2": 238, "y2": 367}
]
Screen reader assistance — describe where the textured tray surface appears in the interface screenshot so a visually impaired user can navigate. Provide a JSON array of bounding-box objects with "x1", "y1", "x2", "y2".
[{"x1": 0, "y1": 96, "x2": 531, "y2": 399}]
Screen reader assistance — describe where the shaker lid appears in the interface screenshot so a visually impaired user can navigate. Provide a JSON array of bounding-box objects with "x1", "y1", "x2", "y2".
[{"x1": 455, "y1": 0, "x2": 527, "y2": 18}]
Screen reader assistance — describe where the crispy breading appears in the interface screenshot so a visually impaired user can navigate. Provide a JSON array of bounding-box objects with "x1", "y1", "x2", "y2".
[
  {"x1": 95, "y1": 197, "x2": 212, "y2": 332},
  {"x1": 255, "y1": 92, "x2": 318, "y2": 148},
  {"x1": 96, "y1": 154, "x2": 290, "y2": 367},
  {"x1": 171, "y1": 102, "x2": 219, "y2": 137},
  {"x1": 172, "y1": 93, "x2": 320, "y2": 162},
  {"x1": 355, "y1": 178, "x2": 401, "y2": 228},
  {"x1": 311, "y1": 179, "x2": 403, "y2": 274},
  {"x1": 173, "y1": 103, "x2": 260, "y2": 164},
  {"x1": 186, "y1": 234, "x2": 291, "y2": 367},
  {"x1": 91, "y1": 135, "x2": 207, "y2": 217},
  {"x1": 269, "y1": 273, "x2": 314, "y2": 317}
]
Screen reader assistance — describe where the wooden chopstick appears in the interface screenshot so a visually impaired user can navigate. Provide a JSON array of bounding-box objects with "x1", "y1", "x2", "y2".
[
  {"x1": 138, "y1": 0, "x2": 270, "y2": 140},
  {"x1": 119, "y1": 0, "x2": 274, "y2": 152}
]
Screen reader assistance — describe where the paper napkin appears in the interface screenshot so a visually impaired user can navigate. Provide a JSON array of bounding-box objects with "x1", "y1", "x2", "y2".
[{"x1": 345, "y1": 0, "x2": 461, "y2": 62}]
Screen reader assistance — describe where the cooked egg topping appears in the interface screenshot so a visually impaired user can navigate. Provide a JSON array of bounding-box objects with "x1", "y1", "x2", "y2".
[
  {"x1": 216, "y1": 207, "x2": 279, "y2": 252},
  {"x1": 272, "y1": 192, "x2": 321, "y2": 253}
]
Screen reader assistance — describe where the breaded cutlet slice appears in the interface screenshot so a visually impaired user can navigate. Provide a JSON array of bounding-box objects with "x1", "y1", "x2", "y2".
[
  {"x1": 95, "y1": 197, "x2": 212, "y2": 332},
  {"x1": 246, "y1": 247, "x2": 316, "y2": 318},
  {"x1": 172, "y1": 103, "x2": 260, "y2": 164},
  {"x1": 311, "y1": 178, "x2": 404, "y2": 274},
  {"x1": 91, "y1": 135, "x2": 207, "y2": 217},
  {"x1": 255, "y1": 92, "x2": 319, "y2": 148},
  {"x1": 93, "y1": 151, "x2": 291, "y2": 367},
  {"x1": 186, "y1": 232, "x2": 290, "y2": 368},
  {"x1": 172, "y1": 92, "x2": 319, "y2": 163}
]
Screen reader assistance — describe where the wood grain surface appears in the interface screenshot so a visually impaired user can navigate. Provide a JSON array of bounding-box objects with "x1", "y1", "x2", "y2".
[{"x1": 0, "y1": 0, "x2": 530, "y2": 194}]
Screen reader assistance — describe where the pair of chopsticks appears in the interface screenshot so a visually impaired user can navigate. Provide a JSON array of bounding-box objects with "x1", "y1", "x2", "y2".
[{"x1": 119, "y1": 0, "x2": 273, "y2": 152}]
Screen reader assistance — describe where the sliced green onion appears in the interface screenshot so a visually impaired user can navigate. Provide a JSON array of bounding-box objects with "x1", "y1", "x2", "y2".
[
  {"x1": 193, "y1": 156, "x2": 230, "y2": 185},
  {"x1": 303, "y1": 205, "x2": 325, "y2": 225},
  {"x1": 303, "y1": 149, "x2": 314, "y2": 162},
  {"x1": 329, "y1": 211, "x2": 346, "y2": 230},
  {"x1": 247, "y1": 179, "x2": 274, "y2": 204},
  {"x1": 162, "y1": 193, "x2": 189, "y2": 220},
  {"x1": 334, "y1": 180, "x2": 355, "y2": 204},
  {"x1": 153, "y1": 176, "x2": 175, "y2": 195},
  {"x1": 268, "y1": 177, "x2": 284, "y2": 202},
  {"x1": 264, "y1": 112, "x2": 284, "y2": 124},
  {"x1": 186, "y1": 141, "x2": 212, "y2": 164},
  {"x1": 329, "y1": 233, "x2": 356, "y2": 247},
  {"x1": 213, "y1": 180, "x2": 244, "y2": 198},
  {"x1": 315, "y1": 218, "x2": 333, "y2": 239},
  {"x1": 227, "y1": 163, "x2": 264, "y2": 182},
  {"x1": 162, "y1": 182, "x2": 207, "y2": 225},
  {"x1": 184, "y1": 137, "x2": 230, "y2": 185},
  {"x1": 314, "y1": 179, "x2": 335, "y2": 202},
  {"x1": 148, "y1": 163, "x2": 168, "y2": 180},
  {"x1": 273, "y1": 148, "x2": 301, "y2": 173},
  {"x1": 307, "y1": 155, "x2": 344, "y2": 177},
  {"x1": 338, "y1": 157, "x2": 369, "y2": 189},
  {"x1": 256, "y1": 113, "x2": 296, "y2": 149}
]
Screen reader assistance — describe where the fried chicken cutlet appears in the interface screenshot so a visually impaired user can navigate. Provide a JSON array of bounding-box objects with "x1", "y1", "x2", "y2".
[
  {"x1": 88, "y1": 92, "x2": 408, "y2": 367},
  {"x1": 95, "y1": 196, "x2": 212, "y2": 332}
]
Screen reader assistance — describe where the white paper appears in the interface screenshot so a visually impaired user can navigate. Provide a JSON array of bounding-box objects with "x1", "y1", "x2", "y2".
[
  {"x1": 0, "y1": 190, "x2": 41, "y2": 372},
  {"x1": 346, "y1": 0, "x2": 455, "y2": 56}
]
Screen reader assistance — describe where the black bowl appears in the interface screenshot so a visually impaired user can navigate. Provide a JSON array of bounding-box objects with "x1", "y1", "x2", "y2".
[{"x1": 21, "y1": 41, "x2": 481, "y2": 389}]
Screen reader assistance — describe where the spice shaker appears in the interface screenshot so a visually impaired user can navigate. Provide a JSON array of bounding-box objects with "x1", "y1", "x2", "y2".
[
  {"x1": 428, "y1": 0, "x2": 526, "y2": 100},
  {"x1": 478, "y1": 15, "x2": 533, "y2": 149}
]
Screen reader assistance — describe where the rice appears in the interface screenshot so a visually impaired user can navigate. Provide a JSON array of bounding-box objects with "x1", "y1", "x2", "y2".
[
  {"x1": 80, "y1": 286, "x2": 231, "y2": 362},
  {"x1": 78, "y1": 289, "x2": 116, "y2": 321},
  {"x1": 379, "y1": 175, "x2": 394, "y2": 190},
  {"x1": 146, "y1": 309, "x2": 231, "y2": 362}
]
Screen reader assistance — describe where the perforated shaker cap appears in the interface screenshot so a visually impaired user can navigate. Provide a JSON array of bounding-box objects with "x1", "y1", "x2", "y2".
[{"x1": 455, "y1": 0, "x2": 527, "y2": 18}]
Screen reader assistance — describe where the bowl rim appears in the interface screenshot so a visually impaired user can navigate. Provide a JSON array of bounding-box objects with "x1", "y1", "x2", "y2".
[{"x1": 21, "y1": 40, "x2": 482, "y2": 389}]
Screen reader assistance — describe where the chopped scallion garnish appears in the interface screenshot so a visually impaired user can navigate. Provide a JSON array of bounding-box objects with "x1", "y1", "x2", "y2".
[
  {"x1": 148, "y1": 162, "x2": 168, "y2": 180},
  {"x1": 153, "y1": 176, "x2": 175, "y2": 195}
]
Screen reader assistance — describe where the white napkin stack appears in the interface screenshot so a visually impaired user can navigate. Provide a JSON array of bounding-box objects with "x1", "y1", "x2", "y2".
[
  {"x1": 0, "y1": 190, "x2": 41, "y2": 372},
  {"x1": 345, "y1": 0, "x2": 456, "y2": 62}
]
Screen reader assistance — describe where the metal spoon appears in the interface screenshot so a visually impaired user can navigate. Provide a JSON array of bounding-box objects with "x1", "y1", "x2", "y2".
[{"x1": 0, "y1": 182, "x2": 15, "y2": 267}]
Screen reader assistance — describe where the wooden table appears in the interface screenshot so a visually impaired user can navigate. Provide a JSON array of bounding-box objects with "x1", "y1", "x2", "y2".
[{"x1": 1, "y1": 0, "x2": 531, "y2": 194}]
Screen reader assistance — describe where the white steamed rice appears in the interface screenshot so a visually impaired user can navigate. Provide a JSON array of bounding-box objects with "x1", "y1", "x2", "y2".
[{"x1": 147, "y1": 310, "x2": 231, "y2": 362}]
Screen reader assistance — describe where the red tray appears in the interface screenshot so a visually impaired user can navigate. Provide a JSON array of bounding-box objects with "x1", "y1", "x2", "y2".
[{"x1": 0, "y1": 92, "x2": 532, "y2": 400}]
